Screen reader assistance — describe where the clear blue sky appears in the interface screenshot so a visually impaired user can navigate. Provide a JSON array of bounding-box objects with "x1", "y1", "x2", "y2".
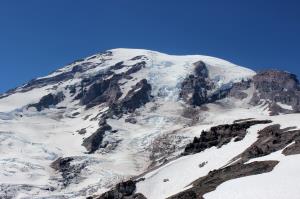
[{"x1": 0, "y1": 0, "x2": 299, "y2": 93}]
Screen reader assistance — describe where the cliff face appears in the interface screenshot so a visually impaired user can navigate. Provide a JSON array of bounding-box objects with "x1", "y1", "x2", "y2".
[{"x1": 251, "y1": 70, "x2": 300, "y2": 115}]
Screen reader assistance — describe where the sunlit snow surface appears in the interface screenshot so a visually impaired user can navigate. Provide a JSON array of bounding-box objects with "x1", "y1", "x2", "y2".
[{"x1": 0, "y1": 48, "x2": 298, "y2": 198}]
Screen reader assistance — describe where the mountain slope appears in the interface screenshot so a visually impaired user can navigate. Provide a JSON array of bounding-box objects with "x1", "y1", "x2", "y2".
[{"x1": 0, "y1": 48, "x2": 300, "y2": 199}]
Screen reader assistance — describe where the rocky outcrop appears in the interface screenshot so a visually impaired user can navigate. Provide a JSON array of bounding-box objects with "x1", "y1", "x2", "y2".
[
  {"x1": 110, "y1": 61, "x2": 125, "y2": 70},
  {"x1": 179, "y1": 61, "x2": 239, "y2": 107},
  {"x1": 183, "y1": 120, "x2": 272, "y2": 155},
  {"x1": 51, "y1": 157, "x2": 87, "y2": 187},
  {"x1": 20, "y1": 51, "x2": 113, "y2": 92},
  {"x1": 130, "y1": 55, "x2": 147, "y2": 61},
  {"x1": 229, "y1": 79, "x2": 251, "y2": 99},
  {"x1": 251, "y1": 70, "x2": 300, "y2": 115},
  {"x1": 168, "y1": 161, "x2": 278, "y2": 199},
  {"x1": 108, "y1": 79, "x2": 152, "y2": 117},
  {"x1": 180, "y1": 68, "x2": 300, "y2": 114},
  {"x1": 89, "y1": 180, "x2": 146, "y2": 199},
  {"x1": 28, "y1": 92, "x2": 65, "y2": 111},
  {"x1": 282, "y1": 138, "x2": 300, "y2": 155},
  {"x1": 234, "y1": 124, "x2": 300, "y2": 162},
  {"x1": 121, "y1": 79, "x2": 152, "y2": 112},
  {"x1": 82, "y1": 120, "x2": 112, "y2": 153},
  {"x1": 173, "y1": 121, "x2": 300, "y2": 199},
  {"x1": 51, "y1": 157, "x2": 74, "y2": 171},
  {"x1": 180, "y1": 61, "x2": 214, "y2": 106},
  {"x1": 79, "y1": 75, "x2": 122, "y2": 109},
  {"x1": 125, "y1": 117, "x2": 138, "y2": 124},
  {"x1": 125, "y1": 61, "x2": 146, "y2": 76},
  {"x1": 75, "y1": 61, "x2": 146, "y2": 109}
]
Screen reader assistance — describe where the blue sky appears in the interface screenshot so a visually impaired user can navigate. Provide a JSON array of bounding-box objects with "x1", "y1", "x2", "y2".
[{"x1": 0, "y1": 0, "x2": 299, "y2": 93}]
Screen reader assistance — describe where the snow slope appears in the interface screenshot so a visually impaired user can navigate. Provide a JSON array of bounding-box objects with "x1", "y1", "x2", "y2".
[{"x1": 136, "y1": 107, "x2": 300, "y2": 199}]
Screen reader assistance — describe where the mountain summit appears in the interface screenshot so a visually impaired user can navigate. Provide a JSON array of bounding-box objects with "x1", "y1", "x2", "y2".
[{"x1": 1, "y1": 48, "x2": 300, "y2": 199}]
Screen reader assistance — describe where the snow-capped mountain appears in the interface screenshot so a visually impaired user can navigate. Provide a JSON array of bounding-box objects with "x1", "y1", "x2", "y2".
[{"x1": 1, "y1": 48, "x2": 300, "y2": 199}]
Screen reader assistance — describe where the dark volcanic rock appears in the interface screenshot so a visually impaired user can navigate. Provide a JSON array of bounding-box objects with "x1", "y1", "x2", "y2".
[
  {"x1": 108, "y1": 79, "x2": 152, "y2": 117},
  {"x1": 28, "y1": 92, "x2": 65, "y2": 111},
  {"x1": 229, "y1": 79, "x2": 251, "y2": 99},
  {"x1": 130, "y1": 55, "x2": 147, "y2": 61},
  {"x1": 76, "y1": 62, "x2": 146, "y2": 110},
  {"x1": 235, "y1": 124, "x2": 300, "y2": 162},
  {"x1": 174, "y1": 121, "x2": 300, "y2": 199},
  {"x1": 251, "y1": 70, "x2": 300, "y2": 115},
  {"x1": 110, "y1": 61, "x2": 146, "y2": 76},
  {"x1": 51, "y1": 157, "x2": 74, "y2": 171},
  {"x1": 77, "y1": 128, "x2": 87, "y2": 135},
  {"x1": 125, "y1": 62, "x2": 146, "y2": 76},
  {"x1": 125, "y1": 117, "x2": 138, "y2": 124},
  {"x1": 282, "y1": 138, "x2": 300, "y2": 156},
  {"x1": 180, "y1": 61, "x2": 212, "y2": 106},
  {"x1": 183, "y1": 120, "x2": 272, "y2": 155},
  {"x1": 19, "y1": 53, "x2": 111, "y2": 93},
  {"x1": 111, "y1": 61, "x2": 125, "y2": 70},
  {"x1": 122, "y1": 79, "x2": 152, "y2": 112},
  {"x1": 194, "y1": 61, "x2": 209, "y2": 77},
  {"x1": 179, "y1": 61, "x2": 231, "y2": 107},
  {"x1": 80, "y1": 75, "x2": 122, "y2": 109},
  {"x1": 168, "y1": 161, "x2": 278, "y2": 199},
  {"x1": 51, "y1": 157, "x2": 87, "y2": 187},
  {"x1": 82, "y1": 122, "x2": 112, "y2": 153},
  {"x1": 91, "y1": 180, "x2": 147, "y2": 199},
  {"x1": 24, "y1": 72, "x2": 74, "y2": 90}
]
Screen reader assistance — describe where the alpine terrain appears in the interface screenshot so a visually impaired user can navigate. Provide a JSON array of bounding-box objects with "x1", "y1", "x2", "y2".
[{"x1": 1, "y1": 48, "x2": 300, "y2": 199}]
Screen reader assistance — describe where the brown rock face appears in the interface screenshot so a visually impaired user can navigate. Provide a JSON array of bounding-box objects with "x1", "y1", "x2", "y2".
[
  {"x1": 179, "y1": 61, "x2": 250, "y2": 107},
  {"x1": 183, "y1": 120, "x2": 272, "y2": 155},
  {"x1": 79, "y1": 75, "x2": 122, "y2": 109},
  {"x1": 82, "y1": 120, "x2": 112, "y2": 153},
  {"x1": 121, "y1": 79, "x2": 152, "y2": 112},
  {"x1": 76, "y1": 61, "x2": 146, "y2": 109},
  {"x1": 251, "y1": 70, "x2": 300, "y2": 115},
  {"x1": 229, "y1": 80, "x2": 251, "y2": 99},
  {"x1": 282, "y1": 139, "x2": 300, "y2": 155},
  {"x1": 179, "y1": 61, "x2": 215, "y2": 106}
]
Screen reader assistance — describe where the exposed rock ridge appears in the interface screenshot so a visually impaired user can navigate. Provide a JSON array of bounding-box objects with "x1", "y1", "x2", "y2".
[
  {"x1": 51, "y1": 157, "x2": 87, "y2": 187},
  {"x1": 169, "y1": 121, "x2": 300, "y2": 199},
  {"x1": 75, "y1": 61, "x2": 147, "y2": 110},
  {"x1": 183, "y1": 120, "x2": 272, "y2": 155},
  {"x1": 232, "y1": 124, "x2": 300, "y2": 162},
  {"x1": 180, "y1": 61, "x2": 214, "y2": 106},
  {"x1": 82, "y1": 119, "x2": 113, "y2": 153},
  {"x1": 168, "y1": 161, "x2": 279, "y2": 199},
  {"x1": 88, "y1": 180, "x2": 146, "y2": 199},
  {"x1": 251, "y1": 70, "x2": 300, "y2": 115},
  {"x1": 107, "y1": 79, "x2": 152, "y2": 117},
  {"x1": 81, "y1": 78, "x2": 152, "y2": 154},
  {"x1": 28, "y1": 91, "x2": 65, "y2": 111}
]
